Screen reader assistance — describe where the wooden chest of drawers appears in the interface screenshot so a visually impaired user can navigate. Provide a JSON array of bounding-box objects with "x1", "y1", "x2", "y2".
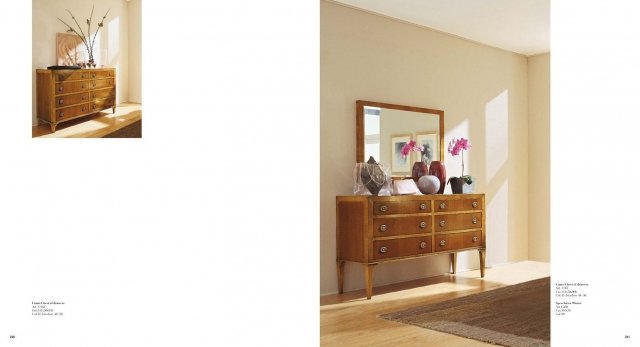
[
  {"x1": 336, "y1": 194, "x2": 486, "y2": 299},
  {"x1": 36, "y1": 68, "x2": 116, "y2": 132}
]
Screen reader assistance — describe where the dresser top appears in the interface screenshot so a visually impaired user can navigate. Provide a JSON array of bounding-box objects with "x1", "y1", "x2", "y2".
[
  {"x1": 337, "y1": 193, "x2": 484, "y2": 201},
  {"x1": 36, "y1": 68, "x2": 115, "y2": 73}
]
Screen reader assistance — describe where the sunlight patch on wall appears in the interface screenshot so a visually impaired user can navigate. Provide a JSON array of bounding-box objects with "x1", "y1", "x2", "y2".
[
  {"x1": 487, "y1": 179, "x2": 509, "y2": 265},
  {"x1": 108, "y1": 16, "x2": 120, "y2": 68},
  {"x1": 485, "y1": 90, "x2": 509, "y2": 182}
]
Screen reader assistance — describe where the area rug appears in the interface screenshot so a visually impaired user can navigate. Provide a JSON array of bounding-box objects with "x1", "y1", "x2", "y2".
[
  {"x1": 101, "y1": 120, "x2": 142, "y2": 138},
  {"x1": 379, "y1": 277, "x2": 550, "y2": 347}
]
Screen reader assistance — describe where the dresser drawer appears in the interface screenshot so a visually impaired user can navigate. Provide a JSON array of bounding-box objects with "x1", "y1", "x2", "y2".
[
  {"x1": 90, "y1": 78, "x2": 114, "y2": 89},
  {"x1": 55, "y1": 92, "x2": 89, "y2": 107},
  {"x1": 434, "y1": 212, "x2": 482, "y2": 232},
  {"x1": 373, "y1": 200, "x2": 432, "y2": 215},
  {"x1": 434, "y1": 231, "x2": 482, "y2": 252},
  {"x1": 373, "y1": 216, "x2": 432, "y2": 237},
  {"x1": 372, "y1": 236, "x2": 432, "y2": 260},
  {"x1": 90, "y1": 88, "x2": 115, "y2": 100},
  {"x1": 89, "y1": 70, "x2": 115, "y2": 79},
  {"x1": 55, "y1": 81, "x2": 89, "y2": 95},
  {"x1": 54, "y1": 70, "x2": 90, "y2": 82},
  {"x1": 434, "y1": 198, "x2": 482, "y2": 212},
  {"x1": 91, "y1": 98, "x2": 115, "y2": 111},
  {"x1": 56, "y1": 103, "x2": 90, "y2": 120}
]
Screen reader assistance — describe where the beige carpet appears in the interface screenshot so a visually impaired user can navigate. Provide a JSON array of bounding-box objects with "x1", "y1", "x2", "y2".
[{"x1": 380, "y1": 277, "x2": 550, "y2": 347}]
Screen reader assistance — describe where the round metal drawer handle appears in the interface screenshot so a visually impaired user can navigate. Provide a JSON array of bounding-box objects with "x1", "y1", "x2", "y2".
[
  {"x1": 59, "y1": 112, "x2": 64, "y2": 117},
  {"x1": 472, "y1": 217, "x2": 478, "y2": 224},
  {"x1": 419, "y1": 221, "x2": 427, "y2": 229},
  {"x1": 379, "y1": 224, "x2": 387, "y2": 232},
  {"x1": 439, "y1": 240, "x2": 446, "y2": 247},
  {"x1": 419, "y1": 203, "x2": 427, "y2": 210},
  {"x1": 58, "y1": 87, "x2": 63, "y2": 92},
  {"x1": 439, "y1": 202, "x2": 446, "y2": 209},
  {"x1": 379, "y1": 205, "x2": 388, "y2": 212},
  {"x1": 472, "y1": 236, "x2": 479, "y2": 242},
  {"x1": 439, "y1": 220, "x2": 446, "y2": 227},
  {"x1": 58, "y1": 99, "x2": 63, "y2": 104},
  {"x1": 472, "y1": 201, "x2": 478, "y2": 208},
  {"x1": 419, "y1": 241, "x2": 427, "y2": 249},
  {"x1": 379, "y1": 246, "x2": 388, "y2": 254}
]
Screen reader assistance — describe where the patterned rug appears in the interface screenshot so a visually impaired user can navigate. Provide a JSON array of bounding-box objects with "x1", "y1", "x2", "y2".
[
  {"x1": 379, "y1": 277, "x2": 550, "y2": 347},
  {"x1": 101, "y1": 120, "x2": 142, "y2": 138}
]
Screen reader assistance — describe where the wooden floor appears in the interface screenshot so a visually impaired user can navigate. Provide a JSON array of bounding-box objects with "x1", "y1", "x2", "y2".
[
  {"x1": 320, "y1": 261, "x2": 550, "y2": 346},
  {"x1": 32, "y1": 102, "x2": 142, "y2": 138}
]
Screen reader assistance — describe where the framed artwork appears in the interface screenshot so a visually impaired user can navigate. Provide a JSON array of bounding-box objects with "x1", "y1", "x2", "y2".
[
  {"x1": 56, "y1": 33, "x2": 85, "y2": 66},
  {"x1": 391, "y1": 134, "x2": 411, "y2": 174},
  {"x1": 415, "y1": 132, "x2": 439, "y2": 165}
]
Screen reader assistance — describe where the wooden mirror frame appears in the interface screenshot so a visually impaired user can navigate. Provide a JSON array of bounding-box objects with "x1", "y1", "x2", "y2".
[{"x1": 356, "y1": 100, "x2": 445, "y2": 164}]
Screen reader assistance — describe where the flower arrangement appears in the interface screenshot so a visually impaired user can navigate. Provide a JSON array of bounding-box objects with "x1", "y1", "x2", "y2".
[
  {"x1": 401, "y1": 140, "x2": 423, "y2": 159},
  {"x1": 448, "y1": 137, "x2": 473, "y2": 184},
  {"x1": 57, "y1": 5, "x2": 110, "y2": 67}
]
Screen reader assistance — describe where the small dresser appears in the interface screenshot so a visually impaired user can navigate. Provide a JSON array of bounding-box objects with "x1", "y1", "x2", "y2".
[
  {"x1": 36, "y1": 68, "x2": 116, "y2": 132},
  {"x1": 336, "y1": 193, "x2": 486, "y2": 299}
]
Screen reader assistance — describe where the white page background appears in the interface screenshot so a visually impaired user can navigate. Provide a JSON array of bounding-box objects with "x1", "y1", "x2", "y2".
[{"x1": 0, "y1": 0, "x2": 318, "y2": 346}]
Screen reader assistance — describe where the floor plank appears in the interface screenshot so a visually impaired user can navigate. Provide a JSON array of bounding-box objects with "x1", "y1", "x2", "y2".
[
  {"x1": 32, "y1": 102, "x2": 142, "y2": 138},
  {"x1": 320, "y1": 261, "x2": 550, "y2": 346}
]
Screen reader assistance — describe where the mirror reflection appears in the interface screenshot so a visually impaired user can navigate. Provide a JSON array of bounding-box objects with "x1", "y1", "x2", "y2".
[{"x1": 357, "y1": 100, "x2": 444, "y2": 176}]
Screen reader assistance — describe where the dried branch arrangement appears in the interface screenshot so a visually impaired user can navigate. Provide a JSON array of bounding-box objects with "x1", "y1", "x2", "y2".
[{"x1": 57, "y1": 5, "x2": 110, "y2": 67}]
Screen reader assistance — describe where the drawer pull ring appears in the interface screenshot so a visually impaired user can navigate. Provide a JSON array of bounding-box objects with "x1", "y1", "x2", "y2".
[
  {"x1": 379, "y1": 224, "x2": 387, "y2": 232},
  {"x1": 419, "y1": 221, "x2": 427, "y2": 229},
  {"x1": 82, "y1": 96, "x2": 85, "y2": 100},
  {"x1": 58, "y1": 99, "x2": 63, "y2": 104},
  {"x1": 472, "y1": 236, "x2": 479, "y2": 242},
  {"x1": 472, "y1": 217, "x2": 478, "y2": 224},
  {"x1": 59, "y1": 112, "x2": 64, "y2": 117},
  {"x1": 439, "y1": 240, "x2": 446, "y2": 247},
  {"x1": 379, "y1": 205, "x2": 388, "y2": 212},
  {"x1": 439, "y1": 202, "x2": 446, "y2": 209},
  {"x1": 439, "y1": 220, "x2": 446, "y2": 227},
  {"x1": 419, "y1": 203, "x2": 427, "y2": 210},
  {"x1": 379, "y1": 246, "x2": 388, "y2": 254},
  {"x1": 82, "y1": 107, "x2": 85, "y2": 112},
  {"x1": 58, "y1": 87, "x2": 63, "y2": 92},
  {"x1": 472, "y1": 201, "x2": 478, "y2": 208},
  {"x1": 419, "y1": 241, "x2": 427, "y2": 249}
]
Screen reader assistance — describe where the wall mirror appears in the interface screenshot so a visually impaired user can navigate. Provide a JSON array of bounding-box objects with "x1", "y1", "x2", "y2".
[{"x1": 356, "y1": 100, "x2": 444, "y2": 176}]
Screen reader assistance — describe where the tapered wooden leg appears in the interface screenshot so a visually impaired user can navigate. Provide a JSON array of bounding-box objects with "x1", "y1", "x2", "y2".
[
  {"x1": 364, "y1": 263, "x2": 378, "y2": 299},
  {"x1": 450, "y1": 252, "x2": 457, "y2": 274},
  {"x1": 49, "y1": 122, "x2": 57, "y2": 133},
  {"x1": 479, "y1": 249, "x2": 486, "y2": 278},
  {"x1": 336, "y1": 260, "x2": 345, "y2": 294}
]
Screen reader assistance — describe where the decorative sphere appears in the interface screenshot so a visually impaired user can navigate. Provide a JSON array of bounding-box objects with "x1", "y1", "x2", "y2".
[{"x1": 417, "y1": 175, "x2": 440, "y2": 194}]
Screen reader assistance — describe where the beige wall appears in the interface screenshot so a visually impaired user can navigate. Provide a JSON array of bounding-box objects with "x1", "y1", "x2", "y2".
[
  {"x1": 32, "y1": 0, "x2": 131, "y2": 126},
  {"x1": 128, "y1": 0, "x2": 142, "y2": 103},
  {"x1": 321, "y1": 1, "x2": 533, "y2": 295},
  {"x1": 527, "y1": 53, "x2": 550, "y2": 262}
]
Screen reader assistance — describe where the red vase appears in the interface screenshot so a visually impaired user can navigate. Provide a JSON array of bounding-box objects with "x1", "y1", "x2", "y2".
[
  {"x1": 428, "y1": 161, "x2": 446, "y2": 194},
  {"x1": 411, "y1": 162, "x2": 428, "y2": 182}
]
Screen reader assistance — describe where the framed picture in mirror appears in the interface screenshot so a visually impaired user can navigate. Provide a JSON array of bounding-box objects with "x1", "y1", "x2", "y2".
[
  {"x1": 415, "y1": 132, "x2": 439, "y2": 165},
  {"x1": 391, "y1": 134, "x2": 411, "y2": 174}
]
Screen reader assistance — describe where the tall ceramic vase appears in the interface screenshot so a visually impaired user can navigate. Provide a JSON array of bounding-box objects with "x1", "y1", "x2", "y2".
[
  {"x1": 428, "y1": 161, "x2": 446, "y2": 194},
  {"x1": 411, "y1": 162, "x2": 428, "y2": 182}
]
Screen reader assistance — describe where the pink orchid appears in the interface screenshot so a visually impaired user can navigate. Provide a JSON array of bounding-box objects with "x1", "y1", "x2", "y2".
[
  {"x1": 401, "y1": 140, "x2": 424, "y2": 158},
  {"x1": 448, "y1": 138, "x2": 471, "y2": 176}
]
